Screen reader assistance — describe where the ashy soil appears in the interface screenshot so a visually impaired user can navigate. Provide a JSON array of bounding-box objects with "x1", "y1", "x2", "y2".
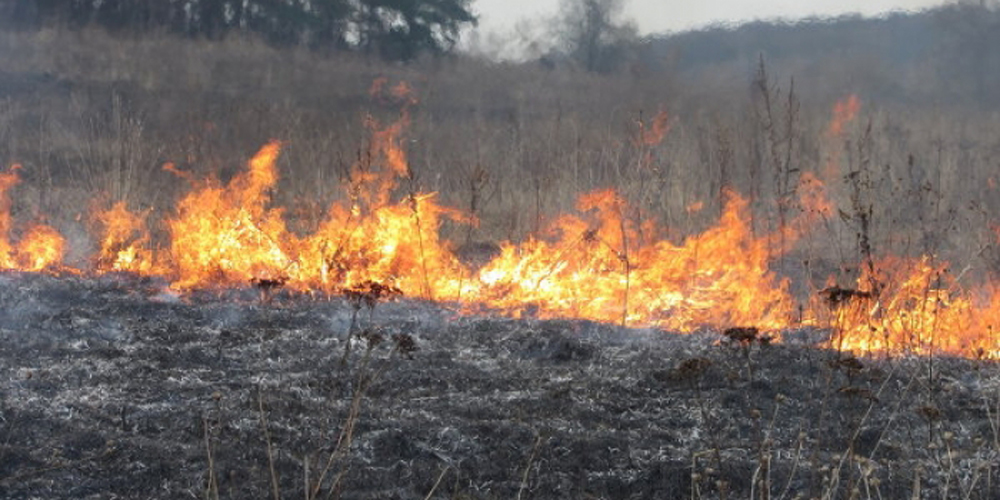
[{"x1": 0, "y1": 273, "x2": 998, "y2": 499}]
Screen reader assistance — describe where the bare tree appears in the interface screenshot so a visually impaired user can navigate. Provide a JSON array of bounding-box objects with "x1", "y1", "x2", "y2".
[
  {"x1": 934, "y1": 0, "x2": 1000, "y2": 102},
  {"x1": 553, "y1": 0, "x2": 637, "y2": 73}
]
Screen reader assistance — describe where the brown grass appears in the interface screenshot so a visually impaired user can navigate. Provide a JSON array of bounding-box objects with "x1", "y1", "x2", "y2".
[{"x1": 0, "y1": 26, "x2": 998, "y2": 291}]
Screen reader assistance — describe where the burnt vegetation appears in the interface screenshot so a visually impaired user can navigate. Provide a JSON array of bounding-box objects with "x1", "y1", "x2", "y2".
[{"x1": 0, "y1": 275, "x2": 997, "y2": 499}]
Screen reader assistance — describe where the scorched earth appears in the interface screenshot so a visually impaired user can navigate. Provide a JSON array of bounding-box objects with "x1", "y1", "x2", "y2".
[{"x1": 0, "y1": 273, "x2": 997, "y2": 499}]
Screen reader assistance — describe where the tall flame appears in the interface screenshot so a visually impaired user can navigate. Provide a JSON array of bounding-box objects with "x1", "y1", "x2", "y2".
[{"x1": 169, "y1": 141, "x2": 293, "y2": 288}]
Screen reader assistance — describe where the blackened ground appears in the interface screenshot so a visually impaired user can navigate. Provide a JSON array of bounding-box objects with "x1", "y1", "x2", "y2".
[{"x1": 0, "y1": 273, "x2": 998, "y2": 499}]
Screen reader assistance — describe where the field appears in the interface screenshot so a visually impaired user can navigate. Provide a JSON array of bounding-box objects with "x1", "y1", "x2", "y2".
[{"x1": 0, "y1": 26, "x2": 999, "y2": 498}]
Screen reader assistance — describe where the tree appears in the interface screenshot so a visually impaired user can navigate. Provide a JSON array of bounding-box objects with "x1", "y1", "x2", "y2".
[
  {"x1": 934, "y1": 0, "x2": 1000, "y2": 103},
  {"x1": 14, "y1": 0, "x2": 476, "y2": 60},
  {"x1": 354, "y1": 0, "x2": 476, "y2": 60},
  {"x1": 553, "y1": 0, "x2": 637, "y2": 73}
]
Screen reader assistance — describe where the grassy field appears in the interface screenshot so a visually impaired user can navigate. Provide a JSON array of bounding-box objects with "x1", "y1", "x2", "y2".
[{"x1": 0, "y1": 26, "x2": 999, "y2": 291}]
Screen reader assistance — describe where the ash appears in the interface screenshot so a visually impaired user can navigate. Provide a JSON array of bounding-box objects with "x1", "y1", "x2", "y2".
[{"x1": 0, "y1": 273, "x2": 998, "y2": 499}]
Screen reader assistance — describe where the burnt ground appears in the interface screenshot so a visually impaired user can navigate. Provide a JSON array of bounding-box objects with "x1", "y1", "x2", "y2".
[{"x1": 0, "y1": 274, "x2": 998, "y2": 499}]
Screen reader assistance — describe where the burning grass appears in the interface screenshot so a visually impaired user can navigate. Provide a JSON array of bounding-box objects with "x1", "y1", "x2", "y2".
[
  {"x1": 0, "y1": 55, "x2": 993, "y2": 360},
  {"x1": 0, "y1": 116, "x2": 997, "y2": 360}
]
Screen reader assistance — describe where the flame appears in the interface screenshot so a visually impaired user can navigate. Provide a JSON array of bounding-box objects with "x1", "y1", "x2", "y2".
[
  {"x1": 0, "y1": 165, "x2": 65, "y2": 271},
  {"x1": 638, "y1": 110, "x2": 671, "y2": 146},
  {"x1": 0, "y1": 88, "x2": 994, "y2": 360},
  {"x1": 822, "y1": 94, "x2": 861, "y2": 181},
  {"x1": 827, "y1": 94, "x2": 860, "y2": 139},
  {"x1": 164, "y1": 107, "x2": 469, "y2": 297},
  {"x1": 825, "y1": 256, "x2": 999, "y2": 359},
  {"x1": 298, "y1": 192, "x2": 469, "y2": 299},
  {"x1": 685, "y1": 201, "x2": 704, "y2": 214},
  {"x1": 16, "y1": 225, "x2": 65, "y2": 272},
  {"x1": 471, "y1": 189, "x2": 794, "y2": 331},
  {"x1": 95, "y1": 201, "x2": 162, "y2": 274},
  {"x1": 168, "y1": 141, "x2": 293, "y2": 288}
]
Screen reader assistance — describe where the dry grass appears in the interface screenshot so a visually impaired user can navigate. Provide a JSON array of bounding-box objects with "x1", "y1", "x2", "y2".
[{"x1": 0, "y1": 26, "x2": 999, "y2": 292}]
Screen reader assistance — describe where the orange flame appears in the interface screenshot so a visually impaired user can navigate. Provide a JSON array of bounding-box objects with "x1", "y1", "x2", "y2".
[
  {"x1": 168, "y1": 140, "x2": 293, "y2": 288},
  {"x1": 822, "y1": 94, "x2": 861, "y2": 181},
  {"x1": 472, "y1": 190, "x2": 794, "y2": 331},
  {"x1": 828, "y1": 94, "x2": 860, "y2": 139},
  {"x1": 0, "y1": 87, "x2": 993, "y2": 360},
  {"x1": 638, "y1": 110, "x2": 671, "y2": 146},
  {"x1": 0, "y1": 165, "x2": 65, "y2": 271},
  {"x1": 826, "y1": 256, "x2": 999, "y2": 359},
  {"x1": 16, "y1": 225, "x2": 65, "y2": 272},
  {"x1": 95, "y1": 201, "x2": 161, "y2": 274}
]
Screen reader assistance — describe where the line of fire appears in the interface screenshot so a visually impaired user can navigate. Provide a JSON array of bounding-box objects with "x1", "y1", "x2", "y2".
[{"x1": 0, "y1": 89, "x2": 996, "y2": 360}]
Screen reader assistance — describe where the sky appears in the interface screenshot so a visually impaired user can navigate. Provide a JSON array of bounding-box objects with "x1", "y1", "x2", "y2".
[{"x1": 471, "y1": 0, "x2": 949, "y2": 36}]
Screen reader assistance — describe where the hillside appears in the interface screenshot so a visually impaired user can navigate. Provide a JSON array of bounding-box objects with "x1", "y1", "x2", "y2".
[{"x1": 640, "y1": 5, "x2": 1000, "y2": 105}]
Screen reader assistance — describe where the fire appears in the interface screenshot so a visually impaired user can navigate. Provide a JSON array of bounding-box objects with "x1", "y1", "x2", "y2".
[
  {"x1": 472, "y1": 189, "x2": 795, "y2": 331},
  {"x1": 637, "y1": 110, "x2": 671, "y2": 146},
  {"x1": 297, "y1": 190, "x2": 469, "y2": 299},
  {"x1": 164, "y1": 109, "x2": 469, "y2": 297},
  {"x1": 0, "y1": 165, "x2": 65, "y2": 272},
  {"x1": 827, "y1": 94, "x2": 860, "y2": 139},
  {"x1": 0, "y1": 86, "x2": 995, "y2": 360},
  {"x1": 821, "y1": 94, "x2": 861, "y2": 181},
  {"x1": 16, "y1": 226, "x2": 65, "y2": 272},
  {"x1": 95, "y1": 201, "x2": 161, "y2": 274},
  {"x1": 168, "y1": 140, "x2": 295, "y2": 288},
  {"x1": 823, "y1": 256, "x2": 1000, "y2": 359}
]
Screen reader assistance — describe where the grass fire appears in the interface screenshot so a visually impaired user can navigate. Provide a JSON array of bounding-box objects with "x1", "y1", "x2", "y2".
[
  {"x1": 3, "y1": 7, "x2": 1000, "y2": 499},
  {"x1": 0, "y1": 90, "x2": 996, "y2": 360}
]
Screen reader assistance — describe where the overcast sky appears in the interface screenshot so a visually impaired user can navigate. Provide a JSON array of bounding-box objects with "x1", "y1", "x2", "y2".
[{"x1": 472, "y1": 0, "x2": 950, "y2": 35}]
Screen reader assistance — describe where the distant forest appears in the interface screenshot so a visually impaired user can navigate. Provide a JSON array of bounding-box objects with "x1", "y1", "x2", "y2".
[
  {"x1": 637, "y1": 3, "x2": 1000, "y2": 105},
  {"x1": 0, "y1": 0, "x2": 477, "y2": 60},
  {"x1": 1, "y1": 1, "x2": 999, "y2": 105}
]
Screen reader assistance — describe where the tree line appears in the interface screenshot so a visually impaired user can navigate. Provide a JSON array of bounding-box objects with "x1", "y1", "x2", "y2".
[{"x1": 1, "y1": 0, "x2": 476, "y2": 61}]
